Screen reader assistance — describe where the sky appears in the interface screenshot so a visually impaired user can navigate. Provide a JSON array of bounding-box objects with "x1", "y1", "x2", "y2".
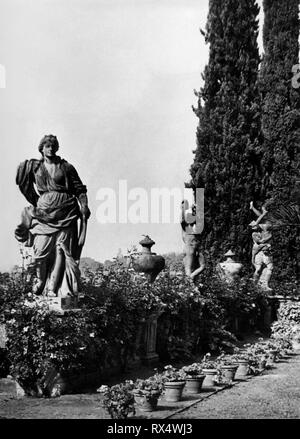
[{"x1": 0, "y1": 0, "x2": 264, "y2": 271}]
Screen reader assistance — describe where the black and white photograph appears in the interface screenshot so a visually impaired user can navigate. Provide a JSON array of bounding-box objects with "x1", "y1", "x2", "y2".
[{"x1": 0, "y1": 0, "x2": 299, "y2": 426}]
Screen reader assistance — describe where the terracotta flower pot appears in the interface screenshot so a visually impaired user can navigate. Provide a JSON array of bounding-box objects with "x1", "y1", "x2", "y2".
[
  {"x1": 258, "y1": 359, "x2": 267, "y2": 371},
  {"x1": 202, "y1": 369, "x2": 217, "y2": 387},
  {"x1": 133, "y1": 391, "x2": 160, "y2": 412},
  {"x1": 267, "y1": 350, "x2": 277, "y2": 364},
  {"x1": 220, "y1": 365, "x2": 238, "y2": 381},
  {"x1": 185, "y1": 375, "x2": 205, "y2": 394},
  {"x1": 164, "y1": 381, "x2": 185, "y2": 402},
  {"x1": 236, "y1": 360, "x2": 249, "y2": 377},
  {"x1": 292, "y1": 339, "x2": 300, "y2": 351}
]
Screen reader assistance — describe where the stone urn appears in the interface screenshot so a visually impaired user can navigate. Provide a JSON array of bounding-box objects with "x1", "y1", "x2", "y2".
[
  {"x1": 131, "y1": 235, "x2": 165, "y2": 283},
  {"x1": 218, "y1": 250, "x2": 243, "y2": 284}
]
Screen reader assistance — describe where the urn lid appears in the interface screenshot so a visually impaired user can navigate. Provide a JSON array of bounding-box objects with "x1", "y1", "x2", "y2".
[{"x1": 139, "y1": 235, "x2": 155, "y2": 247}]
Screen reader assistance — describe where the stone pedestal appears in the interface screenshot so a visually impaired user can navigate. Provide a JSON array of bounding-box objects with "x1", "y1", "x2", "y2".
[
  {"x1": 127, "y1": 322, "x2": 143, "y2": 368},
  {"x1": 0, "y1": 324, "x2": 7, "y2": 349},
  {"x1": 263, "y1": 300, "x2": 273, "y2": 330},
  {"x1": 25, "y1": 296, "x2": 80, "y2": 313},
  {"x1": 43, "y1": 296, "x2": 79, "y2": 312},
  {"x1": 141, "y1": 310, "x2": 162, "y2": 365}
]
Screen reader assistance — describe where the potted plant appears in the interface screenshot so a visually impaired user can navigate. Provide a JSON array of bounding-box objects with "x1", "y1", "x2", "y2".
[
  {"x1": 291, "y1": 326, "x2": 300, "y2": 351},
  {"x1": 132, "y1": 377, "x2": 163, "y2": 412},
  {"x1": 232, "y1": 349, "x2": 250, "y2": 377},
  {"x1": 260, "y1": 341, "x2": 280, "y2": 365},
  {"x1": 98, "y1": 381, "x2": 135, "y2": 419},
  {"x1": 244, "y1": 344, "x2": 268, "y2": 374},
  {"x1": 161, "y1": 365, "x2": 186, "y2": 402},
  {"x1": 200, "y1": 353, "x2": 219, "y2": 387},
  {"x1": 181, "y1": 363, "x2": 205, "y2": 394},
  {"x1": 216, "y1": 354, "x2": 238, "y2": 382}
]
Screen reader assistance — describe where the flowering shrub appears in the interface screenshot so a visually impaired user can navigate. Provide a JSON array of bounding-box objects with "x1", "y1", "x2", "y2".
[
  {"x1": 133, "y1": 375, "x2": 164, "y2": 397},
  {"x1": 99, "y1": 381, "x2": 135, "y2": 419},
  {"x1": 156, "y1": 270, "x2": 265, "y2": 359},
  {"x1": 6, "y1": 304, "x2": 103, "y2": 395},
  {"x1": 277, "y1": 302, "x2": 300, "y2": 324},
  {"x1": 0, "y1": 253, "x2": 269, "y2": 395},
  {"x1": 200, "y1": 353, "x2": 219, "y2": 370},
  {"x1": 271, "y1": 301, "x2": 300, "y2": 344},
  {"x1": 216, "y1": 353, "x2": 239, "y2": 366},
  {"x1": 1, "y1": 262, "x2": 166, "y2": 395},
  {"x1": 181, "y1": 363, "x2": 203, "y2": 376},
  {"x1": 161, "y1": 365, "x2": 187, "y2": 382}
]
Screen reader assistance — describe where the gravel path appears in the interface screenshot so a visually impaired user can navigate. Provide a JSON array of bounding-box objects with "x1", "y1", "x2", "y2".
[
  {"x1": 0, "y1": 353, "x2": 299, "y2": 419},
  {"x1": 171, "y1": 353, "x2": 300, "y2": 419}
]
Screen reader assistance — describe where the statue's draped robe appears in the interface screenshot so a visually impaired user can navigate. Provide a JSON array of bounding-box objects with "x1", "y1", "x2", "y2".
[{"x1": 15, "y1": 157, "x2": 87, "y2": 297}]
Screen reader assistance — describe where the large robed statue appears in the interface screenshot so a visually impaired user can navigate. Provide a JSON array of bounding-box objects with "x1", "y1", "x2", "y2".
[{"x1": 15, "y1": 135, "x2": 90, "y2": 299}]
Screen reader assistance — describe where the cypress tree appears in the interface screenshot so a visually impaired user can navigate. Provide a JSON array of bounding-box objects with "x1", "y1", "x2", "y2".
[
  {"x1": 259, "y1": 0, "x2": 300, "y2": 284},
  {"x1": 190, "y1": 0, "x2": 262, "y2": 264}
]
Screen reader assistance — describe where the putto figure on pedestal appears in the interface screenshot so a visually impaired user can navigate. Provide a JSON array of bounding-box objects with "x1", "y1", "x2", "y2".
[
  {"x1": 15, "y1": 135, "x2": 90, "y2": 306},
  {"x1": 180, "y1": 189, "x2": 205, "y2": 283},
  {"x1": 249, "y1": 201, "x2": 273, "y2": 292}
]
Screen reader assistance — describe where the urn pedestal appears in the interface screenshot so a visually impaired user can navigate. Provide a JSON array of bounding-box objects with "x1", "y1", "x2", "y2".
[
  {"x1": 140, "y1": 309, "x2": 164, "y2": 365},
  {"x1": 0, "y1": 324, "x2": 7, "y2": 349},
  {"x1": 129, "y1": 236, "x2": 166, "y2": 364}
]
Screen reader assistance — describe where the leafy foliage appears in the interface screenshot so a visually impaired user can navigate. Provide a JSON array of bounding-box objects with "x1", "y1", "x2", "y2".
[
  {"x1": 0, "y1": 257, "x2": 267, "y2": 395},
  {"x1": 99, "y1": 381, "x2": 135, "y2": 419},
  {"x1": 271, "y1": 301, "x2": 300, "y2": 342},
  {"x1": 259, "y1": 0, "x2": 300, "y2": 283},
  {"x1": 190, "y1": 0, "x2": 262, "y2": 263}
]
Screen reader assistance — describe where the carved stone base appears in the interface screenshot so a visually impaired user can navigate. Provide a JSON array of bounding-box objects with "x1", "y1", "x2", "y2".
[
  {"x1": 42, "y1": 296, "x2": 79, "y2": 312},
  {"x1": 25, "y1": 295, "x2": 80, "y2": 313}
]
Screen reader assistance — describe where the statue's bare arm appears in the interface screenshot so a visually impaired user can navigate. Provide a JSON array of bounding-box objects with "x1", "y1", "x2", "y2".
[
  {"x1": 190, "y1": 253, "x2": 205, "y2": 280},
  {"x1": 250, "y1": 201, "x2": 268, "y2": 224}
]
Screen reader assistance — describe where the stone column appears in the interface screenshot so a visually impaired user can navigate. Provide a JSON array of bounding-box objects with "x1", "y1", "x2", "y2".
[
  {"x1": 141, "y1": 309, "x2": 163, "y2": 365},
  {"x1": 0, "y1": 324, "x2": 7, "y2": 349},
  {"x1": 263, "y1": 298, "x2": 274, "y2": 331}
]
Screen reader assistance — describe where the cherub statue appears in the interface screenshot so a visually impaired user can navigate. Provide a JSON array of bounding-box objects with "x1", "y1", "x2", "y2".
[
  {"x1": 181, "y1": 199, "x2": 205, "y2": 283},
  {"x1": 249, "y1": 201, "x2": 273, "y2": 292}
]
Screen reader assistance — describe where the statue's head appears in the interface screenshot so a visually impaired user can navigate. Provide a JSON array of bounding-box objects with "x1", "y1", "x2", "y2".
[
  {"x1": 259, "y1": 220, "x2": 273, "y2": 231},
  {"x1": 38, "y1": 134, "x2": 59, "y2": 156}
]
